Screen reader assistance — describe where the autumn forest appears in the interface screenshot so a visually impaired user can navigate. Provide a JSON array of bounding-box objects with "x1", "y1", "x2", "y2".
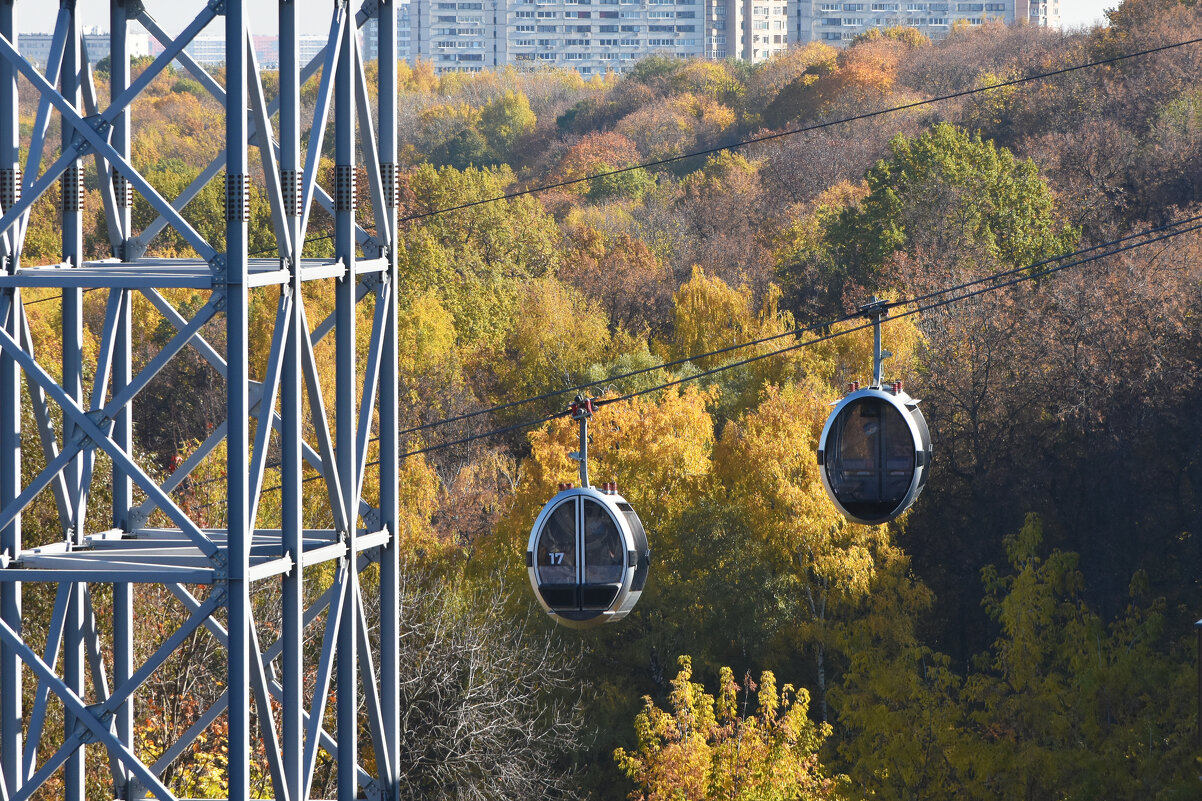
[{"x1": 12, "y1": 0, "x2": 1202, "y2": 798}]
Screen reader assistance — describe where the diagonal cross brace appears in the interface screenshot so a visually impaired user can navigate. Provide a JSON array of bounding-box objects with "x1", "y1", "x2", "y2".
[
  {"x1": 0, "y1": 295, "x2": 220, "y2": 548},
  {"x1": 0, "y1": 617, "x2": 178, "y2": 801},
  {"x1": 0, "y1": 34, "x2": 215, "y2": 261},
  {"x1": 0, "y1": 325, "x2": 217, "y2": 556}
]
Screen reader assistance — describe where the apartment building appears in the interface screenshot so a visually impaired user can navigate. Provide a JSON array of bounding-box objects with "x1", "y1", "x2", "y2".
[
  {"x1": 410, "y1": 0, "x2": 504, "y2": 72},
  {"x1": 707, "y1": 0, "x2": 790, "y2": 61},
  {"x1": 361, "y1": 7, "x2": 414, "y2": 63},
  {"x1": 410, "y1": 0, "x2": 707, "y2": 75},
  {"x1": 18, "y1": 27, "x2": 151, "y2": 67},
  {"x1": 794, "y1": 0, "x2": 1015, "y2": 45},
  {"x1": 1016, "y1": 0, "x2": 1059, "y2": 28}
]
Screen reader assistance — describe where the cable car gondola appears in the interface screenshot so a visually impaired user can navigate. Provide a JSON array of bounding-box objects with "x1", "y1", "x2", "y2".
[
  {"x1": 527, "y1": 398, "x2": 650, "y2": 628},
  {"x1": 817, "y1": 300, "x2": 933, "y2": 525}
]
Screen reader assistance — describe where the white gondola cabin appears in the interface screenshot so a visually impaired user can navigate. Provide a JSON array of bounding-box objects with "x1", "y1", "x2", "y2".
[
  {"x1": 817, "y1": 299, "x2": 934, "y2": 525},
  {"x1": 527, "y1": 483, "x2": 650, "y2": 628},
  {"x1": 818, "y1": 382, "x2": 932, "y2": 525}
]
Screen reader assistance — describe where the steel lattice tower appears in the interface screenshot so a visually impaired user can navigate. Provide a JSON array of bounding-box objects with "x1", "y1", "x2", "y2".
[{"x1": 0, "y1": 1, "x2": 403, "y2": 799}]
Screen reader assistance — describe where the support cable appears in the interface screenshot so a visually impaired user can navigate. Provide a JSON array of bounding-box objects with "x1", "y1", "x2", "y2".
[
  {"x1": 189, "y1": 209, "x2": 1202, "y2": 503},
  {"x1": 392, "y1": 213, "x2": 1202, "y2": 460},
  {"x1": 393, "y1": 210, "x2": 1202, "y2": 436}
]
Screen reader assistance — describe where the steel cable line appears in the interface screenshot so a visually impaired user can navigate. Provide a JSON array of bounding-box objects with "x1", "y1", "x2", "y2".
[
  {"x1": 397, "y1": 36, "x2": 1202, "y2": 224},
  {"x1": 180, "y1": 209, "x2": 1202, "y2": 502},
  {"x1": 137, "y1": 35, "x2": 1202, "y2": 497},
  {"x1": 15, "y1": 38, "x2": 1199, "y2": 302},
  {"x1": 394, "y1": 210, "x2": 1202, "y2": 438},
  {"x1": 79, "y1": 208, "x2": 1202, "y2": 510},
  {"x1": 390, "y1": 216, "x2": 1202, "y2": 461}
]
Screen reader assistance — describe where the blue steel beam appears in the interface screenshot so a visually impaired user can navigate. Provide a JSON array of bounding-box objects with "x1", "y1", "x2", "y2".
[
  {"x1": 335, "y1": 5, "x2": 360, "y2": 797},
  {"x1": 59, "y1": 11, "x2": 86, "y2": 801},
  {"x1": 109, "y1": 9, "x2": 135, "y2": 795},
  {"x1": 379, "y1": 0, "x2": 403, "y2": 794},
  {"x1": 0, "y1": 2, "x2": 20, "y2": 795},
  {"x1": 224, "y1": 2, "x2": 252, "y2": 800},
  {"x1": 279, "y1": 2, "x2": 306, "y2": 798}
]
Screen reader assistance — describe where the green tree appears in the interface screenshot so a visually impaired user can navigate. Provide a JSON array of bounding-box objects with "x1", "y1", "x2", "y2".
[
  {"x1": 430, "y1": 126, "x2": 490, "y2": 170},
  {"x1": 399, "y1": 164, "x2": 561, "y2": 347},
  {"x1": 958, "y1": 514, "x2": 1199, "y2": 800},
  {"x1": 825, "y1": 123, "x2": 1078, "y2": 289},
  {"x1": 478, "y1": 89, "x2": 537, "y2": 163}
]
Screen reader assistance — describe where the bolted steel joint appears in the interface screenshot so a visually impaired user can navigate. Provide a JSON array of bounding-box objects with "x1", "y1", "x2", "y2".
[
  {"x1": 112, "y1": 167, "x2": 132, "y2": 209},
  {"x1": 61, "y1": 166, "x2": 85, "y2": 213},
  {"x1": 380, "y1": 161, "x2": 399, "y2": 209},
  {"x1": 126, "y1": 507, "x2": 150, "y2": 532},
  {"x1": 210, "y1": 254, "x2": 227, "y2": 283},
  {"x1": 225, "y1": 173, "x2": 249, "y2": 223},
  {"x1": 211, "y1": 550, "x2": 229, "y2": 581},
  {"x1": 280, "y1": 168, "x2": 302, "y2": 217},
  {"x1": 335, "y1": 164, "x2": 356, "y2": 213},
  {"x1": 0, "y1": 166, "x2": 21, "y2": 212}
]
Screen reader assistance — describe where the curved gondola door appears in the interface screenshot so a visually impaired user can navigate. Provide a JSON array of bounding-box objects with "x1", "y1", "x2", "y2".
[
  {"x1": 527, "y1": 485, "x2": 650, "y2": 628},
  {"x1": 817, "y1": 386, "x2": 932, "y2": 525}
]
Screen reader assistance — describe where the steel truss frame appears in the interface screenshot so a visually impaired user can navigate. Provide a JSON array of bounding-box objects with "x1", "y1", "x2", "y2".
[{"x1": 0, "y1": 1, "x2": 401, "y2": 799}]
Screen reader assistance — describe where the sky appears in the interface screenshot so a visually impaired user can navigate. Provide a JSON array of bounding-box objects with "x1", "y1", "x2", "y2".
[
  {"x1": 16, "y1": 1, "x2": 333, "y2": 35},
  {"x1": 15, "y1": 0, "x2": 1117, "y2": 34},
  {"x1": 1059, "y1": 0, "x2": 1117, "y2": 29}
]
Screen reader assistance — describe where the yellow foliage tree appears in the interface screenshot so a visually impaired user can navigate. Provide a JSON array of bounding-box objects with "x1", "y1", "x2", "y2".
[
  {"x1": 614, "y1": 655, "x2": 843, "y2": 801},
  {"x1": 477, "y1": 385, "x2": 717, "y2": 589},
  {"x1": 668, "y1": 266, "x2": 793, "y2": 375},
  {"x1": 494, "y1": 277, "x2": 614, "y2": 406}
]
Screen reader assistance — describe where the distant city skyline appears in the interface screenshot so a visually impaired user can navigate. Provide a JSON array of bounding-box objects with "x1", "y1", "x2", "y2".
[{"x1": 13, "y1": 0, "x2": 1115, "y2": 34}]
